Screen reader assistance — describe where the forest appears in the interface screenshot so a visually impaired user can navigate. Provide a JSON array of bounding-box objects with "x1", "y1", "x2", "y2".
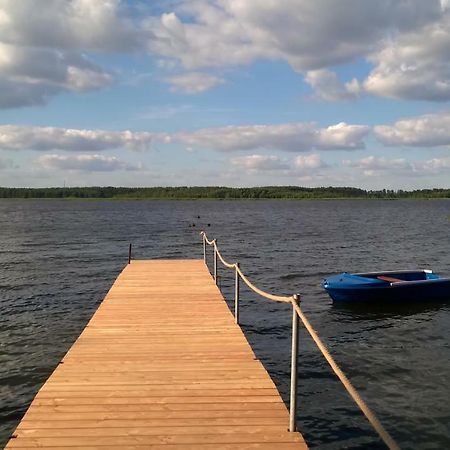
[{"x1": 0, "y1": 186, "x2": 449, "y2": 199}]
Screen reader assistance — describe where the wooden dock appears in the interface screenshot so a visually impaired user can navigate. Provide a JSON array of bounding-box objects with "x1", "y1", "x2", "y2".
[{"x1": 6, "y1": 259, "x2": 307, "y2": 449}]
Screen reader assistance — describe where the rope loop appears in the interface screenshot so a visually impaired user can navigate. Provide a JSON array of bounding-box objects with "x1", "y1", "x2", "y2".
[{"x1": 202, "y1": 231, "x2": 292, "y2": 302}]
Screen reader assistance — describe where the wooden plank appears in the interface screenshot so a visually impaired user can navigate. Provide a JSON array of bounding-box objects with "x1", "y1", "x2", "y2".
[
  {"x1": 16, "y1": 417, "x2": 289, "y2": 428},
  {"x1": 22, "y1": 410, "x2": 289, "y2": 421},
  {"x1": 32, "y1": 396, "x2": 284, "y2": 405},
  {"x1": 41, "y1": 381, "x2": 276, "y2": 389},
  {"x1": 35, "y1": 389, "x2": 281, "y2": 398},
  {"x1": 6, "y1": 444, "x2": 303, "y2": 450},
  {"x1": 5, "y1": 260, "x2": 307, "y2": 449},
  {"x1": 14, "y1": 425, "x2": 293, "y2": 437},
  {"x1": 7, "y1": 433, "x2": 304, "y2": 447},
  {"x1": 21, "y1": 402, "x2": 289, "y2": 413}
]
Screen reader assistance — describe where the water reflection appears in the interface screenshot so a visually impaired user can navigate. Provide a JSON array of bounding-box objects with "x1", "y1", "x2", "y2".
[{"x1": 331, "y1": 298, "x2": 449, "y2": 320}]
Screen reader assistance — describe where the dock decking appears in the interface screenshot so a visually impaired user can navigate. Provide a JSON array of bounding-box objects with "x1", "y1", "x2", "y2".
[{"x1": 6, "y1": 259, "x2": 307, "y2": 449}]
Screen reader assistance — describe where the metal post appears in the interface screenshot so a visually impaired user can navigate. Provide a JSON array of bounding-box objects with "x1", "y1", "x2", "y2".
[
  {"x1": 203, "y1": 234, "x2": 206, "y2": 263},
  {"x1": 213, "y1": 240, "x2": 218, "y2": 284},
  {"x1": 234, "y1": 263, "x2": 240, "y2": 324},
  {"x1": 128, "y1": 243, "x2": 132, "y2": 264},
  {"x1": 289, "y1": 294, "x2": 300, "y2": 432}
]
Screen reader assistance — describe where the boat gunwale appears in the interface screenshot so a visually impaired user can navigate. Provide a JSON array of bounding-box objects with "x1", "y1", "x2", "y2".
[{"x1": 352, "y1": 269, "x2": 433, "y2": 277}]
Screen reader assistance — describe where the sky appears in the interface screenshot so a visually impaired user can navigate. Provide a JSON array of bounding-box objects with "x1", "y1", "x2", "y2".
[{"x1": 1, "y1": 0, "x2": 450, "y2": 189}]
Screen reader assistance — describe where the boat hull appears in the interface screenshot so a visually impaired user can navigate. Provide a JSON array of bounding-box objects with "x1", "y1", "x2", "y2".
[{"x1": 322, "y1": 271, "x2": 450, "y2": 302}]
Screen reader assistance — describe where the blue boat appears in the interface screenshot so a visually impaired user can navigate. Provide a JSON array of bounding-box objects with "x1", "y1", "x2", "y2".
[{"x1": 322, "y1": 270, "x2": 450, "y2": 302}]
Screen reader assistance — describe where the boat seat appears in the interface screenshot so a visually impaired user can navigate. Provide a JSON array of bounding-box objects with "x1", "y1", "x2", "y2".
[{"x1": 377, "y1": 275, "x2": 403, "y2": 283}]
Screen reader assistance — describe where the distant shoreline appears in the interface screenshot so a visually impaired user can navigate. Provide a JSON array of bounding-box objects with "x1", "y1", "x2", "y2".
[
  {"x1": 0, "y1": 197, "x2": 449, "y2": 202},
  {"x1": 0, "y1": 186, "x2": 449, "y2": 200}
]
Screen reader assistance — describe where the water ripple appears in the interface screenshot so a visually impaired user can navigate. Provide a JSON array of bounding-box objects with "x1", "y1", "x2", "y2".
[{"x1": 0, "y1": 199, "x2": 449, "y2": 449}]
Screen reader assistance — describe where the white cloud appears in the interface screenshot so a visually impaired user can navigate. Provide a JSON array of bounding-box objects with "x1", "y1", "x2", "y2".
[
  {"x1": 0, "y1": 0, "x2": 136, "y2": 108},
  {"x1": 175, "y1": 122, "x2": 369, "y2": 152},
  {"x1": 230, "y1": 153, "x2": 329, "y2": 176},
  {"x1": 0, "y1": 125, "x2": 159, "y2": 152},
  {"x1": 230, "y1": 154, "x2": 288, "y2": 170},
  {"x1": 365, "y1": 14, "x2": 450, "y2": 101},
  {"x1": 317, "y1": 123, "x2": 369, "y2": 150},
  {"x1": 37, "y1": 154, "x2": 142, "y2": 172},
  {"x1": 419, "y1": 156, "x2": 450, "y2": 172},
  {"x1": 0, "y1": 122, "x2": 369, "y2": 154},
  {"x1": 1, "y1": 0, "x2": 448, "y2": 106},
  {"x1": 305, "y1": 69, "x2": 360, "y2": 101},
  {"x1": 374, "y1": 112, "x2": 450, "y2": 147},
  {"x1": 0, "y1": 44, "x2": 113, "y2": 88},
  {"x1": 343, "y1": 155, "x2": 412, "y2": 176},
  {"x1": 66, "y1": 64, "x2": 113, "y2": 92},
  {"x1": 293, "y1": 154, "x2": 328, "y2": 171},
  {"x1": 0, "y1": 79, "x2": 61, "y2": 109},
  {"x1": 0, "y1": 0, "x2": 141, "y2": 51},
  {"x1": 0, "y1": 43, "x2": 112, "y2": 108},
  {"x1": 151, "y1": 1, "x2": 439, "y2": 71},
  {"x1": 150, "y1": 1, "x2": 450, "y2": 102},
  {"x1": 343, "y1": 154, "x2": 450, "y2": 179},
  {"x1": 165, "y1": 72, "x2": 225, "y2": 94}
]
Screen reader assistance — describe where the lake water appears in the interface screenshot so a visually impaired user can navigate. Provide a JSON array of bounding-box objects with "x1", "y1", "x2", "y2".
[{"x1": 1, "y1": 199, "x2": 449, "y2": 449}]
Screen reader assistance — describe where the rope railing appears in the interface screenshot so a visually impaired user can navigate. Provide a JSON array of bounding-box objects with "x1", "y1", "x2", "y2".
[
  {"x1": 200, "y1": 231, "x2": 399, "y2": 450},
  {"x1": 215, "y1": 243, "x2": 236, "y2": 269}
]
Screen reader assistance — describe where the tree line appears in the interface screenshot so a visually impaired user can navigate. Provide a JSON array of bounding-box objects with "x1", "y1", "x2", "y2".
[{"x1": 0, "y1": 186, "x2": 448, "y2": 199}]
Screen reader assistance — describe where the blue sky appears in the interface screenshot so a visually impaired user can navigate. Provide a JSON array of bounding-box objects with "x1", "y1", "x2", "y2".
[{"x1": 1, "y1": 0, "x2": 450, "y2": 189}]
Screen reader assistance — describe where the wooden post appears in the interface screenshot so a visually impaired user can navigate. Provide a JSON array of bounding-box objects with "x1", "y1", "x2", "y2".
[
  {"x1": 235, "y1": 263, "x2": 240, "y2": 324},
  {"x1": 213, "y1": 240, "x2": 218, "y2": 284},
  {"x1": 128, "y1": 243, "x2": 132, "y2": 264},
  {"x1": 203, "y1": 234, "x2": 206, "y2": 263},
  {"x1": 289, "y1": 294, "x2": 300, "y2": 432}
]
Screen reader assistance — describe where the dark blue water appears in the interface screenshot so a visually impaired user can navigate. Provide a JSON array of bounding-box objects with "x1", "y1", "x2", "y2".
[{"x1": 1, "y1": 199, "x2": 449, "y2": 449}]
